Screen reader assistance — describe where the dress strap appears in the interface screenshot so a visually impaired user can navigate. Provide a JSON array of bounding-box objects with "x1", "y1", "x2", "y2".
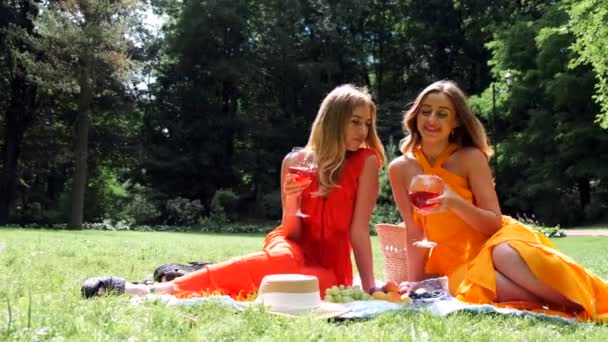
[
  {"x1": 433, "y1": 144, "x2": 459, "y2": 168},
  {"x1": 413, "y1": 147, "x2": 432, "y2": 173}
]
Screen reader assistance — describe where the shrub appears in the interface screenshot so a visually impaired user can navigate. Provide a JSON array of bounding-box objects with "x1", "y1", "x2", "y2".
[
  {"x1": 516, "y1": 214, "x2": 566, "y2": 238},
  {"x1": 199, "y1": 222, "x2": 274, "y2": 234},
  {"x1": 84, "y1": 167, "x2": 129, "y2": 222},
  {"x1": 260, "y1": 190, "x2": 282, "y2": 219},
  {"x1": 370, "y1": 138, "x2": 400, "y2": 233},
  {"x1": 20, "y1": 202, "x2": 44, "y2": 223},
  {"x1": 120, "y1": 184, "x2": 162, "y2": 225},
  {"x1": 370, "y1": 203, "x2": 401, "y2": 235},
  {"x1": 82, "y1": 219, "x2": 132, "y2": 231},
  {"x1": 32, "y1": 167, "x2": 131, "y2": 225},
  {"x1": 165, "y1": 197, "x2": 205, "y2": 226},
  {"x1": 536, "y1": 225, "x2": 566, "y2": 238},
  {"x1": 210, "y1": 188, "x2": 239, "y2": 221}
]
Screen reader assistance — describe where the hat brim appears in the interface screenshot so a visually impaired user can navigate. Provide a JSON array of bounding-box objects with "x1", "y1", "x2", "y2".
[{"x1": 243, "y1": 301, "x2": 350, "y2": 319}]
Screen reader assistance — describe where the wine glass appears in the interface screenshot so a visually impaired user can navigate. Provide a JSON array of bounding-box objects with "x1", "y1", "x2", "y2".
[
  {"x1": 284, "y1": 147, "x2": 317, "y2": 217},
  {"x1": 408, "y1": 174, "x2": 444, "y2": 248}
]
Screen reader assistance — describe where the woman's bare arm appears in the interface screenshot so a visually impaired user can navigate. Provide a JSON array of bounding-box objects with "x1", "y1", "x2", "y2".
[
  {"x1": 430, "y1": 148, "x2": 502, "y2": 235},
  {"x1": 350, "y1": 154, "x2": 380, "y2": 293},
  {"x1": 388, "y1": 155, "x2": 428, "y2": 281}
]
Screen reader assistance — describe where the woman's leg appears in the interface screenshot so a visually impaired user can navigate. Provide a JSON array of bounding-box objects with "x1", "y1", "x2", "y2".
[
  {"x1": 178, "y1": 249, "x2": 300, "y2": 297},
  {"x1": 492, "y1": 242, "x2": 581, "y2": 311},
  {"x1": 125, "y1": 281, "x2": 173, "y2": 295},
  {"x1": 163, "y1": 235, "x2": 305, "y2": 298},
  {"x1": 119, "y1": 235, "x2": 303, "y2": 298},
  {"x1": 494, "y1": 271, "x2": 542, "y2": 303},
  {"x1": 124, "y1": 247, "x2": 302, "y2": 298}
]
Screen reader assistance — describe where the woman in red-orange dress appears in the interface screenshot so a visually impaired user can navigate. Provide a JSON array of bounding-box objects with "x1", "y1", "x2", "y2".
[
  {"x1": 83, "y1": 84, "x2": 385, "y2": 299},
  {"x1": 389, "y1": 80, "x2": 608, "y2": 321}
]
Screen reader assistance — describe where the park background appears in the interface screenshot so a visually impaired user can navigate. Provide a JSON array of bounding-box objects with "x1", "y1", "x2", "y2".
[{"x1": 1, "y1": 0, "x2": 608, "y2": 232}]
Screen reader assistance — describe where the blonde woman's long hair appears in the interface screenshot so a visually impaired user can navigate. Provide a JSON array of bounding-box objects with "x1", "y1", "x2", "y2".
[
  {"x1": 400, "y1": 80, "x2": 492, "y2": 158},
  {"x1": 307, "y1": 84, "x2": 385, "y2": 196}
]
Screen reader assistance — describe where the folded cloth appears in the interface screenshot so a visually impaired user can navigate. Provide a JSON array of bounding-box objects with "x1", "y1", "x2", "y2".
[
  {"x1": 428, "y1": 297, "x2": 576, "y2": 323},
  {"x1": 337, "y1": 300, "x2": 404, "y2": 318}
]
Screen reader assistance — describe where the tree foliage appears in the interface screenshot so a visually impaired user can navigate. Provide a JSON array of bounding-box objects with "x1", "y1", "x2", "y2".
[
  {"x1": 484, "y1": 4, "x2": 608, "y2": 225},
  {"x1": 566, "y1": 0, "x2": 608, "y2": 128},
  {"x1": 1, "y1": 0, "x2": 608, "y2": 228}
]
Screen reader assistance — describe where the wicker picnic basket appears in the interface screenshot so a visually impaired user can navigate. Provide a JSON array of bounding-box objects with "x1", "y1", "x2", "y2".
[{"x1": 375, "y1": 223, "x2": 408, "y2": 284}]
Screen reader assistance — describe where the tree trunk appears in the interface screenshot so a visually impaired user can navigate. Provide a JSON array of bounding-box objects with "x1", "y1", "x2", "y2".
[
  {"x1": 0, "y1": 73, "x2": 35, "y2": 224},
  {"x1": 0, "y1": 117, "x2": 21, "y2": 225},
  {"x1": 222, "y1": 80, "x2": 237, "y2": 187},
  {"x1": 375, "y1": 0, "x2": 387, "y2": 102},
  {"x1": 68, "y1": 63, "x2": 93, "y2": 229},
  {"x1": 577, "y1": 177, "x2": 591, "y2": 212}
]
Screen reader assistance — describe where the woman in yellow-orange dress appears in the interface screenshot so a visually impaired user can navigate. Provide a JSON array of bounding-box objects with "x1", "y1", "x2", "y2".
[{"x1": 388, "y1": 80, "x2": 608, "y2": 321}]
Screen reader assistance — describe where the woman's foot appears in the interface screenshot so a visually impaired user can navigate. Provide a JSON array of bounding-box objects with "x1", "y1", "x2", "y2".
[{"x1": 82, "y1": 276, "x2": 175, "y2": 298}]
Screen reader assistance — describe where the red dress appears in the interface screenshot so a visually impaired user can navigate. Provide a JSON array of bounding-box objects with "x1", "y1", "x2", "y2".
[{"x1": 173, "y1": 148, "x2": 377, "y2": 299}]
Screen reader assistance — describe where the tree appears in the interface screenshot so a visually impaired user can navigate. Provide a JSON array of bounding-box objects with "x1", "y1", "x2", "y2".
[
  {"x1": 0, "y1": 1, "x2": 40, "y2": 224},
  {"x1": 143, "y1": 0, "x2": 252, "y2": 207},
  {"x1": 483, "y1": 4, "x2": 608, "y2": 225},
  {"x1": 25, "y1": 0, "x2": 140, "y2": 228}
]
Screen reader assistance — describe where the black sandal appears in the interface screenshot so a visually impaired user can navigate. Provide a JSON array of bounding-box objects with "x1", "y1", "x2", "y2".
[
  {"x1": 153, "y1": 261, "x2": 213, "y2": 282},
  {"x1": 81, "y1": 276, "x2": 126, "y2": 298}
]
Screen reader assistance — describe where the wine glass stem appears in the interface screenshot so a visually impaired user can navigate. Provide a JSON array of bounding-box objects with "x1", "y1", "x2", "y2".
[
  {"x1": 296, "y1": 194, "x2": 308, "y2": 217},
  {"x1": 422, "y1": 214, "x2": 428, "y2": 241}
]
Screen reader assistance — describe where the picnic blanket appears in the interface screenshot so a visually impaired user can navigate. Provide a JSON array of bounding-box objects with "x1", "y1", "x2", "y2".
[{"x1": 130, "y1": 294, "x2": 576, "y2": 324}]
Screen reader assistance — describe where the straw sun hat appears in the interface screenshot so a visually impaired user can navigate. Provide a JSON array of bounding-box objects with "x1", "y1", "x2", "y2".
[{"x1": 253, "y1": 274, "x2": 349, "y2": 318}]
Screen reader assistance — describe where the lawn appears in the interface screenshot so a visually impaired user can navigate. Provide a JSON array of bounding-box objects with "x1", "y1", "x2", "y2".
[{"x1": 1, "y1": 228, "x2": 607, "y2": 341}]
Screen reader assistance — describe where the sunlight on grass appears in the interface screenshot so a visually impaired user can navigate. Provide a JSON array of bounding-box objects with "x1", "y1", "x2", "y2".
[{"x1": 1, "y1": 229, "x2": 607, "y2": 340}]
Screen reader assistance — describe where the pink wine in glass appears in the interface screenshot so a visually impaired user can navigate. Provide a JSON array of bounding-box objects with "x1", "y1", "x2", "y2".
[
  {"x1": 288, "y1": 166, "x2": 316, "y2": 183},
  {"x1": 409, "y1": 191, "x2": 440, "y2": 212},
  {"x1": 408, "y1": 174, "x2": 443, "y2": 248}
]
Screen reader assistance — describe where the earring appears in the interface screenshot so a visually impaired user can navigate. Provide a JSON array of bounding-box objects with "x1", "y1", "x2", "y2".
[{"x1": 450, "y1": 129, "x2": 455, "y2": 139}]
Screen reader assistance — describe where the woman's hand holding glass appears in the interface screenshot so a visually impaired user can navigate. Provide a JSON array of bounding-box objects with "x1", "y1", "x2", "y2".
[
  {"x1": 422, "y1": 183, "x2": 459, "y2": 214},
  {"x1": 284, "y1": 147, "x2": 317, "y2": 217}
]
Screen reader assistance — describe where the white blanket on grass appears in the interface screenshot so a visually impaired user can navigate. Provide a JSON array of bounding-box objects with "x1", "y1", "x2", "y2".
[{"x1": 130, "y1": 294, "x2": 576, "y2": 324}]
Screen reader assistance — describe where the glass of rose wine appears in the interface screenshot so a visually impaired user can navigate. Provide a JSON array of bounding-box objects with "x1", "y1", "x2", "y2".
[
  {"x1": 285, "y1": 147, "x2": 317, "y2": 217},
  {"x1": 408, "y1": 174, "x2": 444, "y2": 248}
]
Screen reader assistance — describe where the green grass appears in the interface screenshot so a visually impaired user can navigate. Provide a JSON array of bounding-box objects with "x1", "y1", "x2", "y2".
[{"x1": 1, "y1": 228, "x2": 608, "y2": 341}]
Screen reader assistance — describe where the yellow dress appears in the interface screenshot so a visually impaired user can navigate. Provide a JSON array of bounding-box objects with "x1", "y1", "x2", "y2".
[{"x1": 414, "y1": 144, "x2": 608, "y2": 321}]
